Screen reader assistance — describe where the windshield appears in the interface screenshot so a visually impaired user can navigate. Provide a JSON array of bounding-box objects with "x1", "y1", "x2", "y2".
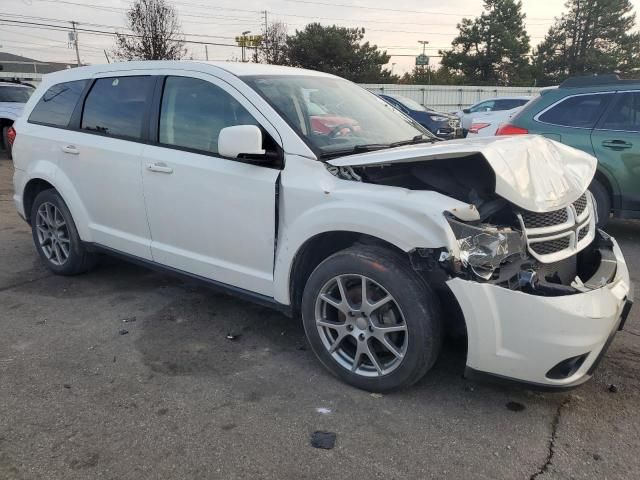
[
  {"x1": 391, "y1": 95, "x2": 428, "y2": 112},
  {"x1": 0, "y1": 85, "x2": 34, "y2": 103},
  {"x1": 243, "y1": 75, "x2": 428, "y2": 156}
]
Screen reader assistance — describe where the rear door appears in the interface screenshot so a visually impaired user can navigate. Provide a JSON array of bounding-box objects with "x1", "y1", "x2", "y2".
[
  {"x1": 534, "y1": 92, "x2": 615, "y2": 154},
  {"x1": 140, "y1": 73, "x2": 282, "y2": 296},
  {"x1": 57, "y1": 74, "x2": 155, "y2": 259},
  {"x1": 591, "y1": 90, "x2": 640, "y2": 213}
]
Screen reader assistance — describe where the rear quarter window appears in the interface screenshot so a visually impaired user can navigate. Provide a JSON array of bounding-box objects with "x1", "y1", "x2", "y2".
[
  {"x1": 537, "y1": 93, "x2": 614, "y2": 128},
  {"x1": 28, "y1": 80, "x2": 88, "y2": 127}
]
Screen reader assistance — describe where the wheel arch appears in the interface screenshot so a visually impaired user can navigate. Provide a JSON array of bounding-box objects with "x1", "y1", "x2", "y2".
[
  {"x1": 20, "y1": 170, "x2": 92, "y2": 241},
  {"x1": 592, "y1": 168, "x2": 617, "y2": 209},
  {"x1": 286, "y1": 231, "x2": 408, "y2": 317}
]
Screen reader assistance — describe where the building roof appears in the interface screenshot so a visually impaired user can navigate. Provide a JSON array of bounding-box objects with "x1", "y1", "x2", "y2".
[{"x1": 0, "y1": 52, "x2": 75, "y2": 74}]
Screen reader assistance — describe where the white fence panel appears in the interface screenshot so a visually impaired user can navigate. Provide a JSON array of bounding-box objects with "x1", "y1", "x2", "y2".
[{"x1": 359, "y1": 84, "x2": 541, "y2": 112}]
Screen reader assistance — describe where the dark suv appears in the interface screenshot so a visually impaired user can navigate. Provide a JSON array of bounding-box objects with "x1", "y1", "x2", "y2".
[{"x1": 496, "y1": 75, "x2": 640, "y2": 226}]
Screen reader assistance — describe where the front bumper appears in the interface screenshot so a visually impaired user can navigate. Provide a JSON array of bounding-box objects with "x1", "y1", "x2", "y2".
[{"x1": 447, "y1": 236, "x2": 632, "y2": 388}]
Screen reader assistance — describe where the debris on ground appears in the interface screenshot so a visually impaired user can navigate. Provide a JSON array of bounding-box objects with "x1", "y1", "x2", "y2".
[
  {"x1": 370, "y1": 392, "x2": 383, "y2": 398},
  {"x1": 118, "y1": 329, "x2": 129, "y2": 335},
  {"x1": 226, "y1": 333, "x2": 241, "y2": 341},
  {"x1": 608, "y1": 384, "x2": 618, "y2": 393},
  {"x1": 122, "y1": 316, "x2": 137, "y2": 323},
  {"x1": 63, "y1": 384, "x2": 71, "y2": 389},
  {"x1": 310, "y1": 431, "x2": 336, "y2": 450},
  {"x1": 505, "y1": 401, "x2": 526, "y2": 412},
  {"x1": 316, "y1": 407, "x2": 331, "y2": 415}
]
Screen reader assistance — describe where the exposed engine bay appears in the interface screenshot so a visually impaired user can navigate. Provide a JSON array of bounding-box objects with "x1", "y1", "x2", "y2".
[{"x1": 327, "y1": 155, "x2": 612, "y2": 296}]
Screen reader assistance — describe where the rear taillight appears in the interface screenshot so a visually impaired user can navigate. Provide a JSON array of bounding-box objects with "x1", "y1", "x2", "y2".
[
  {"x1": 6, "y1": 126, "x2": 16, "y2": 146},
  {"x1": 495, "y1": 123, "x2": 528, "y2": 136},
  {"x1": 469, "y1": 122, "x2": 491, "y2": 134}
]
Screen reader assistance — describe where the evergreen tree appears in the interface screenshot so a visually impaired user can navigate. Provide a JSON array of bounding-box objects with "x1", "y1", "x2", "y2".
[{"x1": 440, "y1": 0, "x2": 531, "y2": 85}]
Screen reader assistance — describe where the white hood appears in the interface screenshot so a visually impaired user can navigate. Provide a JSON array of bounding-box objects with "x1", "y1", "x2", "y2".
[{"x1": 327, "y1": 135, "x2": 597, "y2": 212}]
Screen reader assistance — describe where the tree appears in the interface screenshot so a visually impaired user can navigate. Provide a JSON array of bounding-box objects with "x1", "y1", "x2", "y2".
[
  {"x1": 286, "y1": 23, "x2": 395, "y2": 83},
  {"x1": 113, "y1": 0, "x2": 186, "y2": 61},
  {"x1": 440, "y1": 0, "x2": 531, "y2": 85},
  {"x1": 399, "y1": 66, "x2": 465, "y2": 85},
  {"x1": 534, "y1": 0, "x2": 640, "y2": 85},
  {"x1": 259, "y1": 21, "x2": 289, "y2": 65}
]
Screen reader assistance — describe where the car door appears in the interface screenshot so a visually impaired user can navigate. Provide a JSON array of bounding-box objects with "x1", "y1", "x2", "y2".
[
  {"x1": 57, "y1": 73, "x2": 155, "y2": 259},
  {"x1": 591, "y1": 91, "x2": 640, "y2": 212},
  {"x1": 534, "y1": 92, "x2": 616, "y2": 154},
  {"x1": 141, "y1": 74, "x2": 282, "y2": 296}
]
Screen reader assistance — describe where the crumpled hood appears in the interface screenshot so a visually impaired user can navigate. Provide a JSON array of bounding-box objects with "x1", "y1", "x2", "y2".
[{"x1": 327, "y1": 135, "x2": 597, "y2": 212}]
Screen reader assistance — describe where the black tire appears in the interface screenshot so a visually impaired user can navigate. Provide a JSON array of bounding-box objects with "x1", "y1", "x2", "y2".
[
  {"x1": 589, "y1": 179, "x2": 611, "y2": 228},
  {"x1": 301, "y1": 245, "x2": 443, "y2": 392},
  {"x1": 2, "y1": 126, "x2": 12, "y2": 160},
  {"x1": 30, "y1": 189, "x2": 97, "y2": 275}
]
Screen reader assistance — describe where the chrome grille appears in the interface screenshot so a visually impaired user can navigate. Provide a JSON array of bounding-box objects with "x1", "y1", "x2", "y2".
[
  {"x1": 530, "y1": 237, "x2": 571, "y2": 255},
  {"x1": 517, "y1": 192, "x2": 595, "y2": 263},
  {"x1": 574, "y1": 193, "x2": 587, "y2": 216},
  {"x1": 521, "y1": 208, "x2": 568, "y2": 229}
]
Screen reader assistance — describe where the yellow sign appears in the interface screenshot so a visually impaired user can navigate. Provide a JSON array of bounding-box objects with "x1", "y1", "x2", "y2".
[{"x1": 235, "y1": 35, "x2": 263, "y2": 47}]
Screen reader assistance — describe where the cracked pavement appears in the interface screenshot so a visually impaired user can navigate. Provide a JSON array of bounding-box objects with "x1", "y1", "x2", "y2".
[{"x1": 1, "y1": 155, "x2": 639, "y2": 479}]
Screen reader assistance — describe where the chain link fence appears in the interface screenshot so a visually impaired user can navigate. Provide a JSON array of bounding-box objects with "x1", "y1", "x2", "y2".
[{"x1": 359, "y1": 84, "x2": 541, "y2": 112}]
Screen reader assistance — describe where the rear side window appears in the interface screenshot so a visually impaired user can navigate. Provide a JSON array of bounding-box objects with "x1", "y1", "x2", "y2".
[
  {"x1": 158, "y1": 76, "x2": 258, "y2": 155},
  {"x1": 538, "y1": 93, "x2": 613, "y2": 128},
  {"x1": 598, "y1": 92, "x2": 640, "y2": 132},
  {"x1": 28, "y1": 80, "x2": 88, "y2": 127},
  {"x1": 81, "y1": 76, "x2": 154, "y2": 140},
  {"x1": 494, "y1": 99, "x2": 528, "y2": 110}
]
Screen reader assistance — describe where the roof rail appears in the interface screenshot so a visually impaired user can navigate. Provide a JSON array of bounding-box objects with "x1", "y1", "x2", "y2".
[{"x1": 559, "y1": 74, "x2": 628, "y2": 88}]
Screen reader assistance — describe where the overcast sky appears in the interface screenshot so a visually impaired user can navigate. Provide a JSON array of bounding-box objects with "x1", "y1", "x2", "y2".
[{"x1": 2, "y1": 0, "x2": 640, "y2": 74}]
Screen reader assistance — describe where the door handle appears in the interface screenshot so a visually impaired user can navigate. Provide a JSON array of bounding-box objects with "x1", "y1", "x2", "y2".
[
  {"x1": 61, "y1": 145, "x2": 79, "y2": 155},
  {"x1": 602, "y1": 140, "x2": 632, "y2": 150},
  {"x1": 146, "y1": 162, "x2": 173, "y2": 174}
]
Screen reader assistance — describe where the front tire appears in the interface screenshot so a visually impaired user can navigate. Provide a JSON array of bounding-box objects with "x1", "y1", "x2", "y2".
[
  {"x1": 30, "y1": 189, "x2": 97, "y2": 275},
  {"x1": 589, "y1": 179, "x2": 611, "y2": 228},
  {"x1": 301, "y1": 245, "x2": 443, "y2": 392}
]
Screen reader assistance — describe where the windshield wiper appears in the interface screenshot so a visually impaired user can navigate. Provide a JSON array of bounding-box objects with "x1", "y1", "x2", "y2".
[{"x1": 389, "y1": 134, "x2": 437, "y2": 148}]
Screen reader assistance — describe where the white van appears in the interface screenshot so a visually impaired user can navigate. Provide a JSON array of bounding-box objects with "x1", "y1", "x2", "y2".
[{"x1": 11, "y1": 61, "x2": 632, "y2": 391}]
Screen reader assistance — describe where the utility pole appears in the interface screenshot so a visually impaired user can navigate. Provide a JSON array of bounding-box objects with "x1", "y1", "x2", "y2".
[
  {"x1": 103, "y1": 49, "x2": 110, "y2": 63},
  {"x1": 71, "y1": 21, "x2": 81, "y2": 66}
]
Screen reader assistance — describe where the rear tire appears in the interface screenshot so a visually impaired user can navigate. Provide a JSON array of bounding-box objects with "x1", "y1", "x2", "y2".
[
  {"x1": 301, "y1": 245, "x2": 443, "y2": 392},
  {"x1": 30, "y1": 189, "x2": 97, "y2": 275},
  {"x1": 589, "y1": 179, "x2": 611, "y2": 228}
]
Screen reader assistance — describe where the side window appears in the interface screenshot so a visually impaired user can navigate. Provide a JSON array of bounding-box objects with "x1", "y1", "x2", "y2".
[
  {"x1": 159, "y1": 76, "x2": 258, "y2": 155},
  {"x1": 28, "y1": 80, "x2": 88, "y2": 127},
  {"x1": 470, "y1": 100, "x2": 495, "y2": 113},
  {"x1": 496, "y1": 99, "x2": 526, "y2": 110},
  {"x1": 81, "y1": 76, "x2": 154, "y2": 140},
  {"x1": 538, "y1": 93, "x2": 613, "y2": 128},
  {"x1": 598, "y1": 92, "x2": 640, "y2": 132}
]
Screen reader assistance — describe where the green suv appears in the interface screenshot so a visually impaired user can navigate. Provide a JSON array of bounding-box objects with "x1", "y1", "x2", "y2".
[{"x1": 496, "y1": 75, "x2": 640, "y2": 226}]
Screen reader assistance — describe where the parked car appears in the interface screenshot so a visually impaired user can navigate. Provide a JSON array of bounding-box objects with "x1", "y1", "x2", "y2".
[
  {"x1": 378, "y1": 93, "x2": 462, "y2": 139},
  {"x1": 0, "y1": 80, "x2": 35, "y2": 159},
  {"x1": 496, "y1": 74, "x2": 640, "y2": 227},
  {"x1": 467, "y1": 106, "x2": 525, "y2": 137},
  {"x1": 12, "y1": 62, "x2": 632, "y2": 391},
  {"x1": 456, "y1": 96, "x2": 531, "y2": 134}
]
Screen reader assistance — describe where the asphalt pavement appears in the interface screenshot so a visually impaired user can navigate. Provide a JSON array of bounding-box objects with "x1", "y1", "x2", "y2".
[{"x1": 1, "y1": 154, "x2": 639, "y2": 480}]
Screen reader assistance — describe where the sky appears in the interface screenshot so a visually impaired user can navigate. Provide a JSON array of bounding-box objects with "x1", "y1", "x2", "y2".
[{"x1": 1, "y1": 0, "x2": 640, "y2": 74}]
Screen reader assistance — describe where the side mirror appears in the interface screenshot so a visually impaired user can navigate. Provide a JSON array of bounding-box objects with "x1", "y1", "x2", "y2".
[
  {"x1": 218, "y1": 125, "x2": 265, "y2": 159},
  {"x1": 462, "y1": 108, "x2": 471, "y2": 114}
]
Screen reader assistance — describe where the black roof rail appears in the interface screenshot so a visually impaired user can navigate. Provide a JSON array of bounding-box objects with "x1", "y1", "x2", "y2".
[{"x1": 559, "y1": 74, "x2": 637, "y2": 88}]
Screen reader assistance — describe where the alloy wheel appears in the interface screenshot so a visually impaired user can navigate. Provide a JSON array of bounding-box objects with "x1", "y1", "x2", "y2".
[
  {"x1": 314, "y1": 274, "x2": 408, "y2": 377},
  {"x1": 35, "y1": 202, "x2": 71, "y2": 266}
]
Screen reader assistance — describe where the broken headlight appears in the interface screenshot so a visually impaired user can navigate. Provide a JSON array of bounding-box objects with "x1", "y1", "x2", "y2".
[{"x1": 446, "y1": 216, "x2": 525, "y2": 280}]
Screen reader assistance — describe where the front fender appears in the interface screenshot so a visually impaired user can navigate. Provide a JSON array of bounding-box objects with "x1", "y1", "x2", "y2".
[{"x1": 272, "y1": 156, "x2": 468, "y2": 305}]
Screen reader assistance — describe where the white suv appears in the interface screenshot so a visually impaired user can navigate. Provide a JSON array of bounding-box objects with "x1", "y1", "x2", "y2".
[{"x1": 11, "y1": 61, "x2": 632, "y2": 391}]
